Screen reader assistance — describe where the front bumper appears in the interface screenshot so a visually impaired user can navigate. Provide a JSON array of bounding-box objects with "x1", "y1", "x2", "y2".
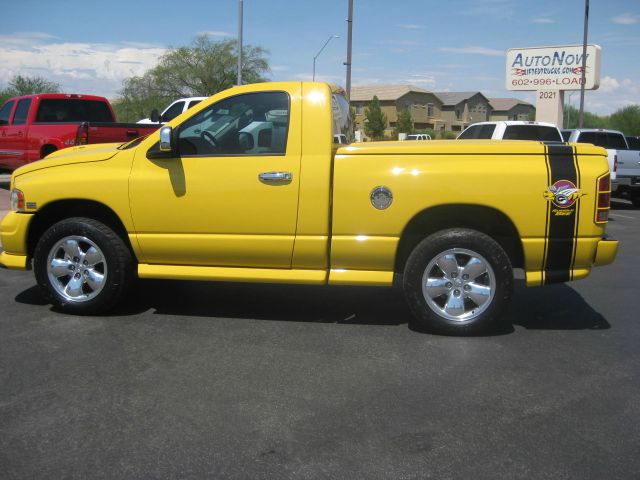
[
  {"x1": 0, "y1": 212, "x2": 33, "y2": 270},
  {"x1": 593, "y1": 236, "x2": 619, "y2": 267}
]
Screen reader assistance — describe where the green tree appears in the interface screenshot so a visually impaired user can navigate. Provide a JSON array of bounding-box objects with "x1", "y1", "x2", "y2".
[
  {"x1": 364, "y1": 96, "x2": 387, "y2": 140},
  {"x1": 113, "y1": 35, "x2": 270, "y2": 122},
  {"x1": 395, "y1": 109, "x2": 413, "y2": 137},
  {"x1": 563, "y1": 104, "x2": 609, "y2": 129},
  {"x1": 609, "y1": 105, "x2": 640, "y2": 136},
  {"x1": 0, "y1": 75, "x2": 61, "y2": 104}
]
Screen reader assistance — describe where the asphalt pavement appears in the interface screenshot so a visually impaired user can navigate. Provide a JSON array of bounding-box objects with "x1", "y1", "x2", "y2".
[{"x1": 1, "y1": 181, "x2": 639, "y2": 479}]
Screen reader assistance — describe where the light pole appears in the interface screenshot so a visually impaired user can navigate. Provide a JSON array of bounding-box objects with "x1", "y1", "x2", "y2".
[
  {"x1": 566, "y1": 91, "x2": 575, "y2": 128},
  {"x1": 345, "y1": 0, "x2": 353, "y2": 100},
  {"x1": 237, "y1": 0, "x2": 243, "y2": 86},
  {"x1": 578, "y1": 0, "x2": 589, "y2": 128},
  {"x1": 313, "y1": 35, "x2": 339, "y2": 81}
]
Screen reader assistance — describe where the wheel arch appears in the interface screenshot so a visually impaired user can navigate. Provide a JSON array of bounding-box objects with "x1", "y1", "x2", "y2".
[
  {"x1": 27, "y1": 199, "x2": 134, "y2": 259},
  {"x1": 394, "y1": 204, "x2": 524, "y2": 274},
  {"x1": 40, "y1": 142, "x2": 61, "y2": 159}
]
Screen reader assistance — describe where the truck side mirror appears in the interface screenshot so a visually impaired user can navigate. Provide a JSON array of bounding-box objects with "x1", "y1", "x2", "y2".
[
  {"x1": 159, "y1": 126, "x2": 173, "y2": 152},
  {"x1": 150, "y1": 109, "x2": 160, "y2": 123}
]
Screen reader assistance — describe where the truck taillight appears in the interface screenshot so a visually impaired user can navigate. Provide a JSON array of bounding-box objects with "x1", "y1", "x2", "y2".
[
  {"x1": 614, "y1": 154, "x2": 618, "y2": 173},
  {"x1": 595, "y1": 173, "x2": 611, "y2": 224},
  {"x1": 76, "y1": 122, "x2": 89, "y2": 145}
]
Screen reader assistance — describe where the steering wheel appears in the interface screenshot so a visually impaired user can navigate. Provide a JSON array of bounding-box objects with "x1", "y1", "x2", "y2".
[{"x1": 201, "y1": 130, "x2": 217, "y2": 147}]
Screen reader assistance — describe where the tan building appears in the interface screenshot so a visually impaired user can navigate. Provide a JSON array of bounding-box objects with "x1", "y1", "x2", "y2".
[
  {"x1": 351, "y1": 86, "x2": 533, "y2": 138},
  {"x1": 351, "y1": 85, "x2": 444, "y2": 138},
  {"x1": 489, "y1": 98, "x2": 535, "y2": 121},
  {"x1": 434, "y1": 92, "x2": 492, "y2": 132}
]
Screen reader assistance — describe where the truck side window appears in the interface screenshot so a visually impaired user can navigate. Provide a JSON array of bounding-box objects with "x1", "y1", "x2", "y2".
[
  {"x1": 0, "y1": 101, "x2": 15, "y2": 126},
  {"x1": 458, "y1": 124, "x2": 495, "y2": 139},
  {"x1": 13, "y1": 99, "x2": 32, "y2": 125},
  {"x1": 177, "y1": 91, "x2": 290, "y2": 156},
  {"x1": 607, "y1": 133, "x2": 627, "y2": 150},
  {"x1": 161, "y1": 101, "x2": 185, "y2": 122}
]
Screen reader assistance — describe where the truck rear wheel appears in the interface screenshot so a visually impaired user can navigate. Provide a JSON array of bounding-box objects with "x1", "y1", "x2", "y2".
[
  {"x1": 33, "y1": 217, "x2": 134, "y2": 315},
  {"x1": 403, "y1": 228, "x2": 513, "y2": 335}
]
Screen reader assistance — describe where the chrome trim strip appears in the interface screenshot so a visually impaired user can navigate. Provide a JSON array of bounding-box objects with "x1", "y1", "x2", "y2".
[{"x1": 0, "y1": 150, "x2": 24, "y2": 156}]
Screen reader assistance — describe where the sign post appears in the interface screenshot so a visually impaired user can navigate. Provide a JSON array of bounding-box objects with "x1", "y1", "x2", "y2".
[{"x1": 505, "y1": 44, "x2": 601, "y2": 127}]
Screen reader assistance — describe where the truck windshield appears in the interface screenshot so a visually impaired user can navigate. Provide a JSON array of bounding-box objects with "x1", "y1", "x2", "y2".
[{"x1": 35, "y1": 99, "x2": 113, "y2": 123}]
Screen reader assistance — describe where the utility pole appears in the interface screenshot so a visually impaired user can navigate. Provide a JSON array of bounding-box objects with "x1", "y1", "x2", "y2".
[
  {"x1": 237, "y1": 0, "x2": 243, "y2": 86},
  {"x1": 345, "y1": 0, "x2": 354, "y2": 101},
  {"x1": 578, "y1": 0, "x2": 589, "y2": 128}
]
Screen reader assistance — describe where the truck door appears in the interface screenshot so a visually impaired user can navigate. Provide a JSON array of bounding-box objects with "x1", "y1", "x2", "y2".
[
  {"x1": 0, "y1": 100, "x2": 20, "y2": 168},
  {"x1": 4, "y1": 98, "x2": 32, "y2": 166},
  {"x1": 129, "y1": 89, "x2": 302, "y2": 268}
]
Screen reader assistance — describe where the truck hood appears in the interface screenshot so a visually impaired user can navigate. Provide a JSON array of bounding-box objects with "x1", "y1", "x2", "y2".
[{"x1": 13, "y1": 143, "x2": 122, "y2": 177}]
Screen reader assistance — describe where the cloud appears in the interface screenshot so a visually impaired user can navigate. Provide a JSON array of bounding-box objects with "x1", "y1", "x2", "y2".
[
  {"x1": 398, "y1": 24, "x2": 426, "y2": 30},
  {"x1": 532, "y1": 17, "x2": 555, "y2": 24},
  {"x1": 599, "y1": 76, "x2": 620, "y2": 93},
  {"x1": 439, "y1": 46, "x2": 504, "y2": 57},
  {"x1": 198, "y1": 30, "x2": 232, "y2": 37},
  {"x1": 408, "y1": 74, "x2": 436, "y2": 86},
  {"x1": 611, "y1": 13, "x2": 639, "y2": 25},
  {"x1": 0, "y1": 33, "x2": 167, "y2": 97}
]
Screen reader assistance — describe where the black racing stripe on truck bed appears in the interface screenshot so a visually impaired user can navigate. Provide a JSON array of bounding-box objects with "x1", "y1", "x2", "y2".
[{"x1": 544, "y1": 144, "x2": 579, "y2": 284}]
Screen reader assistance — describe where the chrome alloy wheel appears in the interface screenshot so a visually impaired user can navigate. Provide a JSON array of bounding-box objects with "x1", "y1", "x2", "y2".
[
  {"x1": 421, "y1": 248, "x2": 496, "y2": 322},
  {"x1": 46, "y1": 236, "x2": 108, "y2": 303}
]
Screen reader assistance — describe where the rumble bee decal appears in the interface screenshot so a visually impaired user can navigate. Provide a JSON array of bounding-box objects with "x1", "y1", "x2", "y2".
[
  {"x1": 544, "y1": 180, "x2": 585, "y2": 210},
  {"x1": 542, "y1": 145, "x2": 581, "y2": 285}
]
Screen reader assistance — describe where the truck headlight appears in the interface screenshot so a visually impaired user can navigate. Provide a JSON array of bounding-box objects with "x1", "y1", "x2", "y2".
[{"x1": 10, "y1": 189, "x2": 25, "y2": 212}]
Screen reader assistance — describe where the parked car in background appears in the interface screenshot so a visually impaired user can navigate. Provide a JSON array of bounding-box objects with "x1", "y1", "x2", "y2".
[
  {"x1": 137, "y1": 97, "x2": 207, "y2": 124},
  {"x1": 406, "y1": 133, "x2": 431, "y2": 140},
  {"x1": 561, "y1": 129, "x2": 640, "y2": 197},
  {"x1": 0, "y1": 94, "x2": 160, "y2": 171},
  {"x1": 458, "y1": 121, "x2": 563, "y2": 142}
]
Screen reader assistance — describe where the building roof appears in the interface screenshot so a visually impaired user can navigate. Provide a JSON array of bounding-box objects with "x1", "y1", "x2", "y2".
[
  {"x1": 350, "y1": 85, "x2": 434, "y2": 102},
  {"x1": 434, "y1": 91, "x2": 486, "y2": 106},
  {"x1": 488, "y1": 98, "x2": 534, "y2": 112}
]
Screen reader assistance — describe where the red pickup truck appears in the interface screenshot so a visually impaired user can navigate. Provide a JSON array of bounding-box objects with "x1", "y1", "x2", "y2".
[{"x1": 0, "y1": 93, "x2": 159, "y2": 170}]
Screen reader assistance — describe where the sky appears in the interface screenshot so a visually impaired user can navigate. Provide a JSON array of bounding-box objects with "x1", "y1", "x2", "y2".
[{"x1": 0, "y1": 0, "x2": 638, "y2": 115}]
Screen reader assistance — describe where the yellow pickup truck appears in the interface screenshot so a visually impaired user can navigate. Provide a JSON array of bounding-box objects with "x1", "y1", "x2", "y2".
[{"x1": 0, "y1": 82, "x2": 618, "y2": 335}]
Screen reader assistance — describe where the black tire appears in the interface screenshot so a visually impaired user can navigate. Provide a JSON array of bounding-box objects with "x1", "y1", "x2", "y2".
[
  {"x1": 631, "y1": 194, "x2": 640, "y2": 208},
  {"x1": 403, "y1": 228, "x2": 513, "y2": 335},
  {"x1": 33, "y1": 217, "x2": 134, "y2": 315}
]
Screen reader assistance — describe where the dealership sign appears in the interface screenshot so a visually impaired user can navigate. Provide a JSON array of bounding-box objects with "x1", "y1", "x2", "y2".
[{"x1": 506, "y1": 44, "x2": 601, "y2": 91}]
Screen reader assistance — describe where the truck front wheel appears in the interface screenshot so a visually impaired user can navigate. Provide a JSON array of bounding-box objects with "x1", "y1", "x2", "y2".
[
  {"x1": 33, "y1": 217, "x2": 134, "y2": 315},
  {"x1": 403, "y1": 229, "x2": 513, "y2": 335}
]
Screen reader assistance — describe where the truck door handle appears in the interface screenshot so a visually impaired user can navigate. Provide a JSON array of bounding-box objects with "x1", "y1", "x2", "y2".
[{"x1": 258, "y1": 171, "x2": 292, "y2": 183}]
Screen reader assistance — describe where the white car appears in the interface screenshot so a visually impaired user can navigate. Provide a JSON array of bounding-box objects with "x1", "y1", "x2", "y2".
[
  {"x1": 458, "y1": 121, "x2": 562, "y2": 142},
  {"x1": 137, "y1": 97, "x2": 207, "y2": 124},
  {"x1": 406, "y1": 133, "x2": 431, "y2": 140}
]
